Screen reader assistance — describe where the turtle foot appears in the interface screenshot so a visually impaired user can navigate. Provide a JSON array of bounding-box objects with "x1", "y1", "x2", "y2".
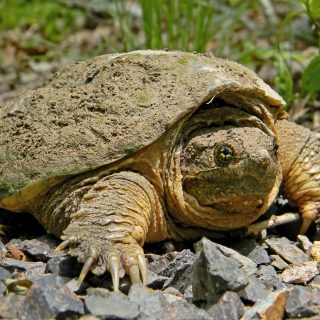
[{"x1": 55, "y1": 237, "x2": 147, "y2": 291}]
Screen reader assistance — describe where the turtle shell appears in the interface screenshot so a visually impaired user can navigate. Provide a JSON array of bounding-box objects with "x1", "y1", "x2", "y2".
[{"x1": 0, "y1": 50, "x2": 285, "y2": 211}]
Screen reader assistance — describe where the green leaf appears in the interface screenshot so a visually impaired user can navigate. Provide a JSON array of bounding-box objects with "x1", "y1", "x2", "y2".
[
  {"x1": 302, "y1": 55, "x2": 320, "y2": 96},
  {"x1": 309, "y1": 0, "x2": 320, "y2": 19}
]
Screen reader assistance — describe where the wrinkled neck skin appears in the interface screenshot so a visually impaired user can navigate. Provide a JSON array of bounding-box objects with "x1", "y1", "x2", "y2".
[{"x1": 163, "y1": 106, "x2": 282, "y2": 238}]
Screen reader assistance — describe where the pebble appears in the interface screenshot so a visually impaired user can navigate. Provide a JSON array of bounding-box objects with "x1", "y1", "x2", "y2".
[
  {"x1": 46, "y1": 254, "x2": 82, "y2": 277},
  {"x1": 0, "y1": 266, "x2": 12, "y2": 281},
  {"x1": 281, "y1": 261, "x2": 319, "y2": 284},
  {"x1": 146, "y1": 270, "x2": 169, "y2": 290},
  {"x1": 238, "y1": 276, "x2": 269, "y2": 304},
  {"x1": 297, "y1": 234, "x2": 313, "y2": 253},
  {"x1": 270, "y1": 254, "x2": 289, "y2": 270},
  {"x1": 207, "y1": 291, "x2": 245, "y2": 320},
  {"x1": 20, "y1": 238, "x2": 53, "y2": 261},
  {"x1": 285, "y1": 286, "x2": 320, "y2": 318},
  {"x1": 230, "y1": 238, "x2": 270, "y2": 265},
  {"x1": 0, "y1": 293, "x2": 25, "y2": 318},
  {"x1": 85, "y1": 290, "x2": 139, "y2": 320},
  {"x1": 256, "y1": 265, "x2": 287, "y2": 291},
  {"x1": 193, "y1": 237, "x2": 249, "y2": 305},
  {"x1": 242, "y1": 290, "x2": 286, "y2": 320},
  {"x1": 265, "y1": 237, "x2": 309, "y2": 265},
  {"x1": 2, "y1": 257, "x2": 46, "y2": 274},
  {"x1": 21, "y1": 274, "x2": 84, "y2": 320}
]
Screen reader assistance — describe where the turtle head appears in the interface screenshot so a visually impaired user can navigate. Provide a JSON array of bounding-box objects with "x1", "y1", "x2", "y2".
[{"x1": 180, "y1": 124, "x2": 280, "y2": 221}]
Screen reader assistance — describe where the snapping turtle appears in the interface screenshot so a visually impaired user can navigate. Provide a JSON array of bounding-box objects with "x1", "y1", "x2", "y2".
[{"x1": 0, "y1": 50, "x2": 319, "y2": 290}]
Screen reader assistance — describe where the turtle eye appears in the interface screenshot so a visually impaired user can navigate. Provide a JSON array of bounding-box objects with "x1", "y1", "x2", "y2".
[{"x1": 214, "y1": 144, "x2": 235, "y2": 166}]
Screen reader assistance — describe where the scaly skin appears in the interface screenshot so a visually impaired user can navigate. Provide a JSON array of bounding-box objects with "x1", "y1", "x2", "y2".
[{"x1": 276, "y1": 119, "x2": 320, "y2": 234}]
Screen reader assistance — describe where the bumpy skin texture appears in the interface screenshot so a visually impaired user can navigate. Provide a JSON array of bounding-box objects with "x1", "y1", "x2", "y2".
[{"x1": 0, "y1": 50, "x2": 319, "y2": 289}]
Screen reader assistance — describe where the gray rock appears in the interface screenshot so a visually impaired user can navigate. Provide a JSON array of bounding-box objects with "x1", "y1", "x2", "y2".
[
  {"x1": 160, "y1": 299, "x2": 212, "y2": 320},
  {"x1": 285, "y1": 286, "x2": 320, "y2": 318},
  {"x1": 2, "y1": 257, "x2": 46, "y2": 274},
  {"x1": 256, "y1": 265, "x2": 287, "y2": 291},
  {"x1": 309, "y1": 275, "x2": 320, "y2": 291},
  {"x1": 207, "y1": 240, "x2": 257, "y2": 276},
  {"x1": 238, "y1": 276, "x2": 269, "y2": 303},
  {"x1": 193, "y1": 238, "x2": 249, "y2": 305},
  {"x1": 265, "y1": 237, "x2": 309, "y2": 265},
  {"x1": 0, "y1": 281, "x2": 6, "y2": 295},
  {"x1": 207, "y1": 291, "x2": 245, "y2": 320},
  {"x1": 0, "y1": 266, "x2": 12, "y2": 281},
  {"x1": 163, "y1": 287, "x2": 184, "y2": 298},
  {"x1": 163, "y1": 261, "x2": 193, "y2": 293},
  {"x1": 270, "y1": 254, "x2": 289, "y2": 271},
  {"x1": 46, "y1": 254, "x2": 82, "y2": 277},
  {"x1": 0, "y1": 293, "x2": 25, "y2": 318},
  {"x1": 85, "y1": 291, "x2": 139, "y2": 320},
  {"x1": 297, "y1": 235, "x2": 313, "y2": 253},
  {"x1": 242, "y1": 290, "x2": 286, "y2": 319},
  {"x1": 146, "y1": 270, "x2": 169, "y2": 290},
  {"x1": 281, "y1": 261, "x2": 319, "y2": 284},
  {"x1": 183, "y1": 285, "x2": 193, "y2": 303},
  {"x1": 20, "y1": 238, "x2": 52, "y2": 261},
  {"x1": 21, "y1": 274, "x2": 84, "y2": 320},
  {"x1": 147, "y1": 249, "x2": 195, "y2": 293},
  {"x1": 129, "y1": 284, "x2": 168, "y2": 319},
  {"x1": 230, "y1": 238, "x2": 270, "y2": 265},
  {"x1": 128, "y1": 284, "x2": 211, "y2": 320}
]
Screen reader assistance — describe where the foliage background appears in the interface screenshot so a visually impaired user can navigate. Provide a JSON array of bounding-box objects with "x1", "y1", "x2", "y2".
[{"x1": 0, "y1": 0, "x2": 319, "y2": 127}]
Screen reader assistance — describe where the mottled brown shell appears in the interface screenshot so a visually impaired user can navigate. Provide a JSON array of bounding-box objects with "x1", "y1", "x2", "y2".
[{"x1": 0, "y1": 50, "x2": 285, "y2": 210}]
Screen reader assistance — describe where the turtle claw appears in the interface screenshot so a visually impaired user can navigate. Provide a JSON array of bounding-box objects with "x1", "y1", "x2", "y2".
[
  {"x1": 138, "y1": 254, "x2": 148, "y2": 285},
  {"x1": 109, "y1": 254, "x2": 120, "y2": 292},
  {"x1": 78, "y1": 256, "x2": 96, "y2": 286},
  {"x1": 129, "y1": 264, "x2": 140, "y2": 285},
  {"x1": 54, "y1": 236, "x2": 78, "y2": 252},
  {"x1": 299, "y1": 218, "x2": 313, "y2": 235}
]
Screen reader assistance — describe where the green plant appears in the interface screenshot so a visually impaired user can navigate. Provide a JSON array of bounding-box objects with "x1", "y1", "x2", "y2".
[{"x1": 0, "y1": 0, "x2": 83, "y2": 42}]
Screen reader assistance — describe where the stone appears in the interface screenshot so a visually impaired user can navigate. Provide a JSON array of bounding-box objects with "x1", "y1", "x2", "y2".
[
  {"x1": 160, "y1": 299, "x2": 212, "y2": 320},
  {"x1": 85, "y1": 291, "x2": 139, "y2": 320},
  {"x1": 207, "y1": 241, "x2": 257, "y2": 276},
  {"x1": 309, "y1": 275, "x2": 320, "y2": 291},
  {"x1": 207, "y1": 291, "x2": 245, "y2": 320},
  {"x1": 285, "y1": 286, "x2": 320, "y2": 318},
  {"x1": 193, "y1": 238, "x2": 249, "y2": 305},
  {"x1": 21, "y1": 274, "x2": 84, "y2": 320},
  {"x1": 270, "y1": 254, "x2": 289, "y2": 270},
  {"x1": 128, "y1": 284, "x2": 211, "y2": 320},
  {"x1": 0, "y1": 293, "x2": 25, "y2": 318},
  {"x1": 46, "y1": 254, "x2": 82, "y2": 277},
  {"x1": 310, "y1": 241, "x2": 320, "y2": 264},
  {"x1": 0, "y1": 266, "x2": 12, "y2": 281},
  {"x1": 242, "y1": 290, "x2": 286, "y2": 320},
  {"x1": 238, "y1": 276, "x2": 269, "y2": 304},
  {"x1": 0, "y1": 281, "x2": 6, "y2": 295},
  {"x1": 297, "y1": 234, "x2": 313, "y2": 253},
  {"x1": 183, "y1": 285, "x2": 193, "y2": 303},
  {"x1": 128, "y1": 284, "x2": 169, "y2": 319},
  {"x1": 256, "y1": 265, "x2": 287, "y2": 291},
  {"x1": 163, "y1": 286, "x2": 184, "y2": 298},
  {"x1": 281, "y1": 261, "x2": 319, "y2": 284},
  {"x1": 230, "y1": 238, "x2": 270, "y2": 265},
  {"x1": 20, "y1": 238, "x2": 52, "y2": 261},
  {"x1": 1, "y1": 257, "x2": 46, "y2": 274},
  {"x1": 148, "y1": 249, "x2": 195, "y2": 293},
  {"x1": 265, "y1": 237, "x2": 309, "y2": 265},
  {"x1": 146, "y1": 270, "x2": 169, "y2": 290}
]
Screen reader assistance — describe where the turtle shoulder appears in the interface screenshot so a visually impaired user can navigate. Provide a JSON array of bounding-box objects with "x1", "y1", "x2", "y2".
[{"x1": 0, "y1": 50, "x2": 285, "y2": 210}]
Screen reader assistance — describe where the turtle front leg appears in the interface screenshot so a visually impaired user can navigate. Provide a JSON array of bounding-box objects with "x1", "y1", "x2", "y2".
[
  {"x1": 55, "y1": 171, "x2": 167, "y2": 291},
  {"x1": 276, "y1": 120, "x2": 320, "y2": 234}
]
